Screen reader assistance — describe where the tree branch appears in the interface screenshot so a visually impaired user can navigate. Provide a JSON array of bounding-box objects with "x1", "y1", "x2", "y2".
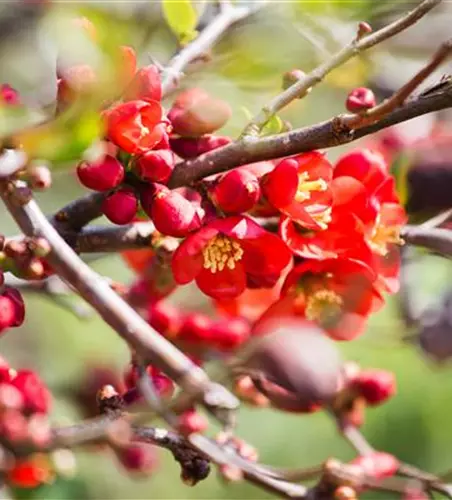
[
  {"x1": 241, "y1": 0, "x2": 442, "y2": 135},
  {"x1": 0, "y1": 181, "x2": 237, "y2": 416},
  {"x1": 402, "y1": 225, "x2": 452, "y2": 256},
  {"x1": 161, "y1": 2, "x2": 263, "y2": 95},
  {"x1": 168, "y1": 81, "x2": 452, "y2": 188}
]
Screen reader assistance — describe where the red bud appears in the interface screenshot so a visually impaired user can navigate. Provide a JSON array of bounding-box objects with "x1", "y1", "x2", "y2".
[
  {"x1": 77, "y1": 155, "x2": 124, "y2": 191},
  {"x1": 210, "y1": 317, "x2": 250, "y2": 351},
  {"x1": 212, "y1": 169, "x2": 261, "y2": 214},
  {"x1": 170, "y1": 135, "x2": 231, "y2": 159},
  {"x1": 346, "y1": 87, "x2": 376, "y2": 113},
  {"x1": 352, "y1": 369, "x2": 396, "y2": 406},
  {"x1": 11, "y1": 370, "x2": 51, "y2": 415},
  {"x1": 351, "y1": 451, "x2": 399, "y2": 479},
  {"x1": 178, "y1": 409, "x2": 208, "y2": 435},
  {"x1": 124, "y1": 65, "x2": 162, "y2": 103},
  {"x1": 102, "y1": 188, "x2": 138, "y2": 225},
  {"x1": 135, "y1": 150, "x2": 175, "y2": 183}
]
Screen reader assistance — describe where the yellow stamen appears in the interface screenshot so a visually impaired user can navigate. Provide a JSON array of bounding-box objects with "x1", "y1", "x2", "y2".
[
  {"x1": 305, "y1": 289, "x2": 343, "y2": 327},
  {"x1": 309, "y1": 207, "x2": 332, "y2": 230},
  {"x1": 369, "y1": 216, "x2": 404, "y2": 256},
  {"x1": 295, "y1": 172, "x2": 328, "y2": 203},
  {"x1": 203, "y1": 235, "x2": 244, "y2": 274}
]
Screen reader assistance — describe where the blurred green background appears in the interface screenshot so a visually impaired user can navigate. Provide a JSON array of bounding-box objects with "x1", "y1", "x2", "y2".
[{"x1": 2, "y1": 0, "x2": 452, "y2": 498}]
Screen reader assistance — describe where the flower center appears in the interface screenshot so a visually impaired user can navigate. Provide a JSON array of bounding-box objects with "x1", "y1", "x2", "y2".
[
  {"x1": 202, "y1": 235, "x2": 244, "y2": 274},
  {"x1": 295, "y1": 172, "x2": 328, "y2": 203},
  {"x1": 309, "y1": 207, "x2": 332, "y2": 230},
  {"x1": 369, "y1": 217, "x2": 404, "y2": 256},
  {"x1": 305, "y1": 289, "x2": 343, "y2": 326}
]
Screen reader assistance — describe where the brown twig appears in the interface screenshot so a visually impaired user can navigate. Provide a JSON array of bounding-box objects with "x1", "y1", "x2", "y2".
[
  {"x1": 168, "y1": 80, "x2": 452, "y2": 188},
  {"x1": 241, "y1": 0, "x2": 442, "y2": 135},
  {"x1": 342, "y1": 38, "x2": 452, "y2": 129},
  {"x1": 402, "y1": 226, "x2": 452, "y2": 256}
]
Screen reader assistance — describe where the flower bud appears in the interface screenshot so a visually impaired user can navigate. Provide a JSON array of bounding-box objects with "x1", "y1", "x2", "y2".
[
  {"x1": 351, "y1": 451, "x2": 399, "y2": 479},
  {"x1": 169, "y1": 135, "x2": 231, "y2": 159},
  {"x1": 282, "y1": 69, "x2": 307, "y2": 92},
  {"x1": 124, "y1": 65, "x2": 162, "y2": 103},
  {"x1": 141, "y1": 185, "x2": 201, "y2": 237},
  {"x1": 27, "y1": 165, "x2": 52, "y2": 191},
  {"x1": 12, "y1": 370, "x2": 51, "y2": 415},
  {"x1": 116, "y1": 443, "x2": 157, "y2": 475},
  {"x1": 179, "y1": 313, "x2": 214, "y2": 344},
  {"x1": 1, "y1": 84, "x2": 20, "y2": 105},
  {"x1": 135, "y1": 150, "x2": 175, "y2": 183},
  {"x1": 148, "y1": 301, "x2": 181, "y2": 339},
  {"x1": 102, "y1": 188, "x2": 138, "y2": 225},
  {"x1": 178, "y1": 409, "x2": 208, "y2": 436},
  {"x1": 211, "y1": 169, "x2": 261, "y2": 214},
  {"x1": 168, "y1": 88, "x2": 231, "y2": 137},
  {"x1": 0, "y1": 295, "x2": 18, "y2": 332},
  {"x1": 345, "y1": 87, "x2": 376, "y2": 113},
  {"x1": 261, "y1": 158, "x2": 299, "y2": 208},
  {"x1": 210, "y1": 317, "x2": 250, "y2": 351},
  {"x1": 3, "y1": 288, "x2": 25, "y2": 327},
  {"x1": 352, "y1": 369, "x2": 396, "y2": 406},
  {"x1": 77, "y1": 155, "x2": 124, "y2": 191}
]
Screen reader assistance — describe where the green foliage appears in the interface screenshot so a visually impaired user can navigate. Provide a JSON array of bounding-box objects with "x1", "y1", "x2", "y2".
[
  {"x1": 162, "y1": 0, "x2": 198, "y2": 44},
  {"x1": 261, "y1": 114, "x2": 284, "y2": 136}
]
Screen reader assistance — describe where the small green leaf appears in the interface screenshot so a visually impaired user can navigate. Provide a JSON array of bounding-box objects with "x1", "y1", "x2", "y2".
[
  {"x1": 261, "y1": 114, "x2": 283, "y2": 136},
  {"x1": 162, "y1": 0, "x2": 198, "y2": 43}
]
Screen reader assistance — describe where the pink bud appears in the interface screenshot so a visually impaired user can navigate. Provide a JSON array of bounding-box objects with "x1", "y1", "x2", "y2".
[
  {"x1": 352, "y1": 369, "x2": 396, "y2": 406},
  {"x1": 116, "y1": 443, "x2": 157, "y2": 475},
  {"x1": 169, "y1": 88, "x2": 231, "y2": 137},
  {"x1": 351, "y1": 451, "x2": 399, "y2": 479},
  {"x1": 12, "y1": 370, "x2": 51, "y2": 415},
  {"x1": 0, "y1": 295, "x2": 17, "y2": 332},
  {"x1": 346, "y1": 87, "x2": 376, "y2": 113},
  {"x1": 212, "y1": 169, "x2": 261, "y2": 214},
  {"x1": 0, "y1": 84, "x2": 20, "y2": 105},
  {"x1": 77, "y1": 155, "x2": 124, "y2": 191},
  {"x1": 135, "y1": 150, "x2": 175, "y2": 183},
  {"x1": 282, "y1": 69, "x2": 307, "y2": 90},
  {"x1": 102, "y1": 188, "x2": 138, "y2": 225},
  {"x1": 170, "y1": 135, "x2": 231, "y2": 159},
  {"x1": 3, "y1": 288, "x2": 25, "y2": 328},
  {"x1": 178, "y1": 409, "x2": 208, "y2": 436}
]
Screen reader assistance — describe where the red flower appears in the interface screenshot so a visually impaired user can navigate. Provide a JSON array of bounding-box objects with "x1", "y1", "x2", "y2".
[
  {"x1": 105, "y1": 100, "x2": 163, "y2": 154},
  {"x1": 171, "y1": 216, "x2": 292, "y2": 299},
  {"x1": 261, "y1": 152, "x2": 333, "y2": 230},
  {"x1": 255, "y1": 259, "x2": 381, "y2": 340},
  {"x1": 333, "y1": 150, "x2": 407, "y2": 293}
]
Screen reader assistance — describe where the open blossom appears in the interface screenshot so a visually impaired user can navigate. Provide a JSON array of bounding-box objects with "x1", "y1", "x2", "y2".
[
  {"x1": 261, "y1": 152, "x2": 333, "y2": 230},
  {"x1": 171, "y1": 216, "x2": 292, "y2": 299},
  {"x1": 256, "y1": 259, "x2": 381, "y2": 340},
  {"x1": 104, "y1": 100, "x2": 164, "y2": 154},
  {"x1": 333, "y1": 149, "x2": 407, "y2": 293}
]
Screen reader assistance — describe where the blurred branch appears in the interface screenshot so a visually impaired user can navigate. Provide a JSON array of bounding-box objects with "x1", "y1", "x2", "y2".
[
  {"x1": 169, "y1": 80, "x2": 452, "y2": 187},
  {"x1": 161, "y1": 2, "x2": 264, "y2": 95},
  {"x1": 0, "y1": 180, "x2": 238, "y2": 419},
  {"x1": 402, "y1": 226, "x2": 452, "y2": 256},
  {"x1": 241, "y1": 0, "x2": 442, "y2": 135}
]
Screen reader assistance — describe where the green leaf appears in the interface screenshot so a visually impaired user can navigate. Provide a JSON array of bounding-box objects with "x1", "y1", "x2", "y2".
[
  {"x1": 162, "y1": 0, "x2": 198, "y2": 43},
  {"x1": 261, "y1": 114, "x2": 283, "y2": 136}
]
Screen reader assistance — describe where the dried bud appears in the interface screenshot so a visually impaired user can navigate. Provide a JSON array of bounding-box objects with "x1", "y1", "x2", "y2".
[
  {"x1": 211, "y1": 169, "x2": 261, "y2": 214},
  {"x1": 77, "y1": 155, "x2": 124, "y2": 191},
  {"x1": 102, "y1": 188, "x2": 138, "y2": 225},
  {"x1": 169, "y1": 135, "x2": 231, "y2": 159},
  {"x1": 168, "y1": 88, "x2": 231, "y2": 137},
  {"x1": 345, "y1": 87, "x2": 376, "y2": 113},
  {"x1": 135, "y1": 150, "x2": 175, "y2": 183},
  {"x1": 352, "y1": 369, "x2": 396, "y2": 406}
]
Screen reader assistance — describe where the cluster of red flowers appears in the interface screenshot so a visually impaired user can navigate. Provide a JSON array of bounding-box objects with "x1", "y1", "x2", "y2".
[{"x1": 0, "y1": 356, "x2": 56, "y2": 489}]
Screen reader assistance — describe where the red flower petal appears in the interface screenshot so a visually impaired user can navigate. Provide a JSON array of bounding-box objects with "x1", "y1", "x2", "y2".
[
  {"x1": 196, "y1": 263, "x2": 246, "y2": 299},
  {"x1": 241, "y1": 232, "x2": 292, "y2": 277},
  {"x1": 262, "y1": 159, "x2": 299, "y2": 208},
  {"x1": 171, "y1": 226, "x2": 219, "y2": 284}
]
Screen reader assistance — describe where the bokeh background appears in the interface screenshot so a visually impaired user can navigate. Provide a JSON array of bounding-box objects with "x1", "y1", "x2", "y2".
[{"x1": 2, "y1": 1, "x2": 452, "y2": 498}]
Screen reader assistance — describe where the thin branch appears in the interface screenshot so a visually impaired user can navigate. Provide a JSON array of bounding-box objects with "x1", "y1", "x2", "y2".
[
  {"x1": 342, "y1": 38, "x2": 452, "y2": 129},
  {"x1": 161, "y1": 2, "x2": 263, "y2": 95},
  {"x1": 168, "y1": 81, "x2": 452, "y2": 188},
  {"x1": 399, "y1": 246, "x2": 422, "y2": 327},
  {"x1": 402, "y1": 226, "x2": 452, "y2": 256},
  {"x1": 0, "y1": 180, "x2": 228, "y2": 410},
  {"x1": 241, "y1": 0, "x2": 442, "y2": 135}
]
